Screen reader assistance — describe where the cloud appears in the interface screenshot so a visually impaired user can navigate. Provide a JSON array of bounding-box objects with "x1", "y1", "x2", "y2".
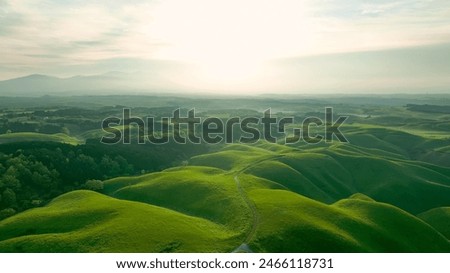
[
  {"x1": 0, "y1": 0, "x2": 449, "y2": 95},
  {"x1": 361, "y1": 9, "x2": 384, "y2": 16},
  {"x1": 266, "y1": 43, "x2": 450, "y2": 94},
  {"x1": 0, "y1": 0, "x2": 25, "y2": 35},
  {"x1": 0, "y1": 1, "x2": 161, "y2": 68}
]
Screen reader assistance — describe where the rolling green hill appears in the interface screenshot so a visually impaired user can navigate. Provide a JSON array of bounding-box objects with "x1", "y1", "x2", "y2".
[
  {"x1": 0, "y1": 123, "x2": 449, "y2": 253},
  {"x1": 191, "y1": 142, "x2": 450, "y2": 214},
  {"x1": 342, "y1": 126, "x2": 450, "y2": 166},
  {"x1": 104, "y1": 166, "x2": 250, "y2": 230},
  {"x1": 0, "y1": 191, "x2": 239, "y2": 252},
  {"x1": 0, "y1": 188, "x2": 448, "y2": 252},
  {"x1": 0, "y1": 132, "x2": 81, "y2": 145},
  {"x1": 418, "y1": 207, "x2": 450, "y2": 240},
  {"x1": 249, "y1": 191, "x2": 449, "y2": 252}
]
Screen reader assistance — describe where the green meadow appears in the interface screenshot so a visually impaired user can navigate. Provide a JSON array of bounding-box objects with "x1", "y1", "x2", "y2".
[{"x1": 0, "y1": 95, "x2": 449, "y2": 252}]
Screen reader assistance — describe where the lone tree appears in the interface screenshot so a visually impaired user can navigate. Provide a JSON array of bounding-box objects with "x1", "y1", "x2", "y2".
[{"x1": 84, "y1": 179, "x2": 104, "y2": 191}]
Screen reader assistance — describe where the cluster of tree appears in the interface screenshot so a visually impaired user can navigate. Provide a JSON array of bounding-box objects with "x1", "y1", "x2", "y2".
[
  {"x1": 0, "y1": 121, "x2": 68, "y2": 134},
  {"x1": 0, "y1": 107, "x2": 105, "y2": 135},
  {"x1": 0, "y1": 148, "x2": 133, "y2": 219},
  {"x1": 0, "y1": 140, "x2": 211, "y2": 220}
]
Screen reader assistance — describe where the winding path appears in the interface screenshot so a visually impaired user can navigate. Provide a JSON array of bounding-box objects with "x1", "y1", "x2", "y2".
[
  {"x1": 231, "y1": 154, "x2": 287, "y2": 253},
  {"x1": 232, "y1": 175, "x2": 260, "y2": 253}
]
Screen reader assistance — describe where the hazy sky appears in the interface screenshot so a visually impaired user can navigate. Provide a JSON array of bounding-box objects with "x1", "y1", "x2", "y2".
[{"x1": 1, "y1": 0, "x2": 450, "y2": 93}]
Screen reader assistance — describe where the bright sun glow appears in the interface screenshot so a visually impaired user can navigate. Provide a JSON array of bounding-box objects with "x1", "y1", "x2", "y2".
[
  {"x1": 149, "y1": 0, "x2": 314, "y2": 88},
  {"x1": 2, "y1": 0, "x2": 448, "y2": 92},
  {"x1": 192, "y1": 59, "x2": 264, "y2": 89}
]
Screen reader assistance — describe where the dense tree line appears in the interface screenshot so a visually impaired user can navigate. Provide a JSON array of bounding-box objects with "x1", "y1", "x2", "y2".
[
  {"x1": 407, "y1": 104, "x2": 450, "y2": 114},
  {"x1": 0, "y1": 148, "x2": 133, "y2": 219},
  {"x1": 0, "y1": 140, "x2": 211, "y2": 220},
  {"x1": 0, "y1": 121, "x2": 68, "y2": 134}
]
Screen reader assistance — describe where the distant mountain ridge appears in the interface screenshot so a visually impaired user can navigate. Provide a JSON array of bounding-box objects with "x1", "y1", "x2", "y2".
[{"x1": 0, "y1": 71, "x2": 188, "y2": 96}]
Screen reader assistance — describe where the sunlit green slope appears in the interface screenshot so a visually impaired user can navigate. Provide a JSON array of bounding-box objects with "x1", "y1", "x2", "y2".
[
  {"x1": 418, "y1": 207, "x2": 450, "y2": 240},
  {"x1": 0, "y1": 191, "x2": 239, "y2": 252}
]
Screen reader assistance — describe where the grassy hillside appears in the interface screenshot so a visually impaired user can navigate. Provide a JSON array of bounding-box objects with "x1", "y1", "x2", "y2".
[
  {"x1": 189, "y1": 144, "x2": 277, "y2": 171},
  {"x1": 0, "y1": 188, "x2": 448, "y2": 252},
  {"x1": 249, "y1": 191, "x2": 450, "y2": 252},
  {"x1": 342, "y1": 126, "x2": 450, "y2": 166},
  {"x1": 104, "y1": 166, "x2": 250, "y2": 230},
  {"x1": 0, "y1": 191, "x2": 239, "y2": 253},
  {"x1": 191, "y1": 142, "x2": 450, "y2": 214},
  {"x1": 418, "y1": 207, "x2": 450, "y2": 240}
]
